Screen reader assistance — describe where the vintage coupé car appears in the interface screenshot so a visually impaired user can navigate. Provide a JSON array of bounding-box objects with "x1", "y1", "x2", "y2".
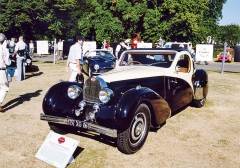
[
  {"x1": 82, "y1": 49, "x2": 116, "y2": 77},
  {"x1": 40, "y1": 48, "x2": 208, "y2": 154}
]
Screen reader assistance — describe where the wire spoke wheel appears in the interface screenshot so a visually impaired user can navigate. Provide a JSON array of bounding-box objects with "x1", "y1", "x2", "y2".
[{"x1": 117, "y1": 104, "x2": 150, "y2": 154}]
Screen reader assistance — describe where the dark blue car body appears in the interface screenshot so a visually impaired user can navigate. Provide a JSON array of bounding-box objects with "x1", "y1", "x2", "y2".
[{"x1": 82, "y1": 49, "x2": 116, "y2": 77}]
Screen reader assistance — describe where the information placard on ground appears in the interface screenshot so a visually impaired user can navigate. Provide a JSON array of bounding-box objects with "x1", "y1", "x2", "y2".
[{"x1": 35, "y1": 131, "x2": 79, "y2": 168}]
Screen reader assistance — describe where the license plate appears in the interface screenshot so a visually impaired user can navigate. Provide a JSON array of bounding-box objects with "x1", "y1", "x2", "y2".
[{"x1": 67, "y1": 119, "x2": 88, "y2": 129}]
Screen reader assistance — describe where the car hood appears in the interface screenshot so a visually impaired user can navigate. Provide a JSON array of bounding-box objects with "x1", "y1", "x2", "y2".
[
  {"x1": 89, "y1": 56, "x2": 115, "y2": 64},
  {"x1": 99, "y1": 66, "x2": 165, "y2": 83}
]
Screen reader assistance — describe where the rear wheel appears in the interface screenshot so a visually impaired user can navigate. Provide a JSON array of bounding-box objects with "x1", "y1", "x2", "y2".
[
  {"x1": 192, "y1": 97, "x2": 206, "y2": 108},
  {"x1": 117, "y1": 104, "x2": 150, "y2": 154},
  {"x1": 192, "y1": 86, "x2": 207, "y2": 108}
]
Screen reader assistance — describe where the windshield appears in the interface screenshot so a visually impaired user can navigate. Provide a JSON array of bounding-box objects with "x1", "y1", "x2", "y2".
[
  {"x1": 119, "y1": 53, "x2": 175, "y2": 68},
  {"x1": 85, "y1": 50, "x2": 114, "y2": 58}
]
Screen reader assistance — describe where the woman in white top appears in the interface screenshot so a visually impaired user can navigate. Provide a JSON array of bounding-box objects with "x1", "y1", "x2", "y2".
[{"x1": 29, "y1": 40, "x2": 34, "y2": 57}]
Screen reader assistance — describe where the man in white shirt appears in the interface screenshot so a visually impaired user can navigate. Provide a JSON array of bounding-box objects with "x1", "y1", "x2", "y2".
[
  {"x1": 12, "y1": 36, "x2": 28, "y2": 81},
  {"x1": 115, "y1": 39, "x2": 130, "y2": 64},
  {"x1": 57, "y1": 39, "x2": 63, "y2": 60},
  {"x1": 0, "y1": 33, "x2": 11, "y2": 112},
  {"x1": 65, "y1": 35, "x2": 85, "y2": 82},
  {"x1": 115, "y1": 39, "x2": 127, "y2": 60}
]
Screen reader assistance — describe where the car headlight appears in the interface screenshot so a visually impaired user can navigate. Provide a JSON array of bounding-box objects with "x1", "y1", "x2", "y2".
[
  {"x1": 94, "y1": 64, "x2": 99, "y2": 70},
  {"x1": 68, "y1": 85, "x2": 82, "y2": 99},
  {"x1": 111, "y1": 62, "x2": 116, "y2": 68},
  {"x1": 26, "y1": 59, "x2": 31, "y2": 64},
  {"x1": 99, "y1": 88, "x2": 113, "y2": 104}
]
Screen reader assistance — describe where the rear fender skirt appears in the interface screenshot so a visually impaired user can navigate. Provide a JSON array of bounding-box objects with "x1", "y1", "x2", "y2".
[
  {"x1": 193, "y1": 69, "x2": 208, "y2": 100},
  {"x1": 42, "y1": 82, "x2": 83, "y2": 117},
  {"x1": 115, "y1": 87, "x2": 171, "y2": 131}
]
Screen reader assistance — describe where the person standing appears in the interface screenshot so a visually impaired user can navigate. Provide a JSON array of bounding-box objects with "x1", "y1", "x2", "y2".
[
  {"x1": 0, "y1": 33, "x2": 11, "y2": 112},
  {"x1": 65, "y1": 35, "x2": 85, "y2": 82},
  {"x1": 29, "y1": 40, "x2": 34, "y2": 57},
  {"x1": 196, "y1": 60, "x2": 209, "y2": 65},
  {"x1": 12, "y1": 36, "x2": 28, "y2": 81},
  {"x1": 9, "y1": 38, "x2": 15, "y2": 54},
  {"x1": 179, "y1": 44, "x2": 184, "y2": 49},
  {"x1": 115, "y1": 39, "x2": 129, "y2": 60},
  {"x1": 57, "y1": 39, "x2": 63, "y2": 60},
  {"x1": 131, "y1": 33, "x2": 141, "y2": 49},
  {"x1": 156, "y1": 38, "x2": 163, "y2": 48}
]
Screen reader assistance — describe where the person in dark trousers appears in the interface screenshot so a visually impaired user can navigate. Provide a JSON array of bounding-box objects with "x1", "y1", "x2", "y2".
[
  {"x1": 196, "y1": 61, "x2": 209, "y2": 65},
  {"x1": 12, "y1": 36, "x2": 28, "y2": 81}
]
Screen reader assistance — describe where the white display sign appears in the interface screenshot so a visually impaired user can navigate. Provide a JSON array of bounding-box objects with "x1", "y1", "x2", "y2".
[
  {"x1": 137, "y1": 43, "x2": 152, "y2": 48},
  {"x1": 195, "y1": 44, "x2": 213, "y2": 61},
  {"x1": 35, "y1": 131, "x2": 79, "y2": 168},
  {"x1": 37, "y1": 40, "x2": 49, "y2": 54},
  {"x1": 83, "y1": 41, "x2": 96, "y2": 55}
]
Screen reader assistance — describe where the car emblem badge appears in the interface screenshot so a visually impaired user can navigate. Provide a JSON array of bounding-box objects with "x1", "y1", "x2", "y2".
[
  {"x1": 91, "y1": 77, "x2": 96, "y2": 82},
  {"x1": 58, "y1": 137, "x2": 65, "y2": 144}
]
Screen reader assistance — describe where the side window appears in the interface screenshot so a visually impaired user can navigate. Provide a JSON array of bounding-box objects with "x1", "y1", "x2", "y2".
[{"x1": 177, "y1": 54, "x2": 190, "y2": 73}]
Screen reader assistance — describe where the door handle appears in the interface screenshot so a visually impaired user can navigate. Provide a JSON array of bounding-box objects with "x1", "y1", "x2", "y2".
[{"x1": 170, "y1": 79, "x2": 177, "y2": 84}]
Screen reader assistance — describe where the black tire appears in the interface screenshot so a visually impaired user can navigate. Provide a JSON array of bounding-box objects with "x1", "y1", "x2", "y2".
[
  {"x1": 192, "y1": 97, "x2": 206, "y2": 108},
  {"x1": 117, "y1": 104, "x2": 150, "y2": 154},
  {"x1": 192, "y1": 81, "x2": 208, "y2": 108},
  {"x1": 48, "y1": 123, "x2": 68, "y2": 134}
]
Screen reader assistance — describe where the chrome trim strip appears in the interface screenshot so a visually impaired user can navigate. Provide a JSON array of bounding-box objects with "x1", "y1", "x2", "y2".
[
  {"x1": 40, "y1": 113, "x2": 117, "y2": 138},
  {"x1": 95, "y1": 76, "x2": 108, "y2": 88}
]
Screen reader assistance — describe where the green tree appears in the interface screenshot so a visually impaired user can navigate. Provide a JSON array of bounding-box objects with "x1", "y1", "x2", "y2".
[
  {"x1": 216, "y1": 24, "x2": 240, "y2": 47},
  {"x1": 78, "y1": 0, "x2": 226, "y2": 45},
  {"x1": 0, "y1": 0, "x2": 85, "y2": 40},
  {"x1": 0, "y1": 0, "x2": 227, "y2": 46}
]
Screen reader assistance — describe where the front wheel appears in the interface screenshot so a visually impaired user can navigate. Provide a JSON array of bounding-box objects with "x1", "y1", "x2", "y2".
[{"x1": 117, "y1": 104, "x2": 150, "y2": 154}]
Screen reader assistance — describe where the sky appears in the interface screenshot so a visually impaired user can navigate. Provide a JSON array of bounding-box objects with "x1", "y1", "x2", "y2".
[{"x1": 218, "y1": 0, "x2": 240, "y2": 26}]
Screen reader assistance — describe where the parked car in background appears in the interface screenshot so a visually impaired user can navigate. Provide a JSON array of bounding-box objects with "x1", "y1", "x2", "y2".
[
  {"x1": 40, "y1": 48, "x2": 208, "y2": 154},
  {"x1": 82, "y1": 49, "x2": 116, "y2": 77},
  {"x1": 24, "y1": 51, "x2": 32, "y2": 71},
  {"x1": 216, "y1": 52, "x2": 233, "y2": 62},
  {"x1": 164, "y1": 42, "x2": 192, "y2": 50}
]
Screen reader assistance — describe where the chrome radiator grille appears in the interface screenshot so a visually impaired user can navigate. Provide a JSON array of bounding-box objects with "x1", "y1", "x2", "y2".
[{"x1": 83, "y1": 78, "x2": 102, "y2": 103}]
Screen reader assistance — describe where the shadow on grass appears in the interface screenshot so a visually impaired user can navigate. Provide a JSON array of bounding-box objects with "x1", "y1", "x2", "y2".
[
  {"x1": 71, "y1": 130, "x2": 117, "y2": 148},
  {"x1": 72, "y1": 146, "x2": 84, "y2": 160},
  {"x1": 25, "y1": 65, "x2": 44, "y2": 80},
  {"x1": 32, "y1": 60, "x2": 66, "y2": 65},
  {"x1": 2, "y1": 90, "x2": 43, "y2": 112},
  {"x1": 207, "y1": 70, "x2": 240, "y2": 74}
]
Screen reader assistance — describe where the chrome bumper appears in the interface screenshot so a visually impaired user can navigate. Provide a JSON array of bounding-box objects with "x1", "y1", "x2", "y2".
[{"x1": 40, "y1": 113, "x2": 117, "y2": 138}]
